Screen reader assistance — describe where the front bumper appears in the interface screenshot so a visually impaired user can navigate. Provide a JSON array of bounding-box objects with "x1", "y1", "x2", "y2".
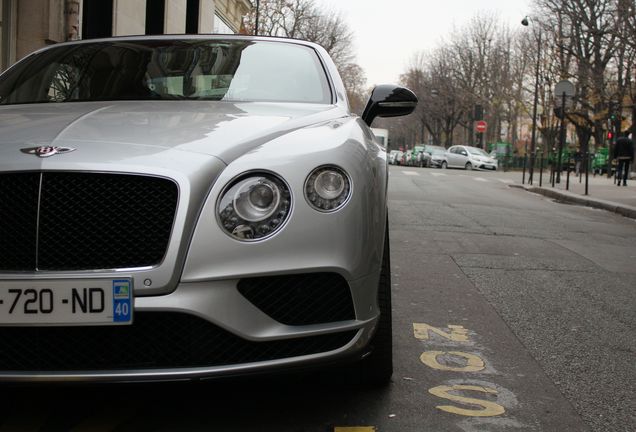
[
  {"x1": 0, "y1": 272, "x2": 380, "y2": 382},
  {"x1": 477, "y1": 162, "x2": 497, "y2": 170}
]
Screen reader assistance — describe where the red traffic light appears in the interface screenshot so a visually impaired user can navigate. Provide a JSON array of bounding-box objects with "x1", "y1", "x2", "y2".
[{"x1": 607, "y1": 131, "x2": 614, "y2": 140}]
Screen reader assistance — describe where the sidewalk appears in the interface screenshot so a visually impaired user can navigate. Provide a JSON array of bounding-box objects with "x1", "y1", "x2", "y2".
[{"x1": 509, "y1": 169, "x2": 636, "y2": 220}]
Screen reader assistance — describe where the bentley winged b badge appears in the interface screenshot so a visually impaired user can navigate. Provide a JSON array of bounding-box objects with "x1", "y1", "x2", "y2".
[{"x1": 21, "y1": 146, "x2": 76, "y2": 157}]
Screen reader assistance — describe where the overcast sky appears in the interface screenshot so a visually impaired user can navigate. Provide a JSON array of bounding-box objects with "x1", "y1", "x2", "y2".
[{"x1": 315, "y1": 0, "x2": 532, "y2": 86}]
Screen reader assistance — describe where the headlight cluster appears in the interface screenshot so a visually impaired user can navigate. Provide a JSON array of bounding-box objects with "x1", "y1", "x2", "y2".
[
  {"x1": 217, "y1": 166, "x2": 351, "y2": 241},
  {"x1": 217, "y1": 173, "x2": 291, "y2": 241},
  {"x1": 304, "y1": 166, "x2": 351, "y2": 212}
]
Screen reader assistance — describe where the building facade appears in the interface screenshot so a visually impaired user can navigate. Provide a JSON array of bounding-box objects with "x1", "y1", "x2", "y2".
[{"x1": 0, "y1": 0, "x2": 251, "y2": 72}]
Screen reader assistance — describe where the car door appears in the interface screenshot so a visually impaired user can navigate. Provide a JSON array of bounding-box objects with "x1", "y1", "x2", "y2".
[
  {"x1": 456, "y1": 146, "x2": 469, "y2": 167},
  {"x1": 446, "y1": 146, "x2": 457, "y2": 167}
]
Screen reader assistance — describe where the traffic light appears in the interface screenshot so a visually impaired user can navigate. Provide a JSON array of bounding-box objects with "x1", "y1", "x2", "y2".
[
  {"x1": 607, "y1": 131, "x2": 614, "y2": 140},
  {"x1": 474, "y1": 104, "x2": 483, "y2": 120}
]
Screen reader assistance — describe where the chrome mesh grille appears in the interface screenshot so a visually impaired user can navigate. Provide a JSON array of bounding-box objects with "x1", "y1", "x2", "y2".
[
  {"x1": 0, "y1": 172, "x2": 178, "y2": 271},
  {"x1": 0, "y1": 312, "x2": 357, "y2": 371},
  {"x1": 238, "y1": 273, "x2": 356, "y2": 325}
]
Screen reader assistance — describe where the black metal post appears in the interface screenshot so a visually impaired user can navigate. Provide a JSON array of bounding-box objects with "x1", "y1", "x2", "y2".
[
  {"x1": 539, "y1": 155, "x2": 544, "y2": 186},
  {"x1": 254, "y1": 0, "x2": 260, "y2": 35},
  {"x1": 585, "y1": 148, "x2": 589, "y2": 195},
  {"x1": 550, "y1": 148, "x2": 555, "y2": 187},
  {"x1": 522, "y1": 141, "x2": 527, "y2": 184},
  {"x1": 556, "y1": 91, "x2": 566, "y2": 184},
  {"x1": 528, "y1": 30, "x2": 542, "y2": 186},
  {"x1": 566, "y1": 164, "x2": 570, "y2": 190}
]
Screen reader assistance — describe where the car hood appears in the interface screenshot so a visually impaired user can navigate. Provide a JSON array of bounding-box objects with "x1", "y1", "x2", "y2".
[{"x1": 0, "y1": 101, "x2": 343, "y2": 169}]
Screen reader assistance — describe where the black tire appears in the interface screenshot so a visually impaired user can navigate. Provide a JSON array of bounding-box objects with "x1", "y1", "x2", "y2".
[
  {"x1": 465, "y1": 162, "x2": 472, "y2": 170},
  {"x1": 356, "y1": 224, "x2": 393, "y2": 386},
  {"x1": 441, "y1": 161, "x2": 448, "y2": 169}
]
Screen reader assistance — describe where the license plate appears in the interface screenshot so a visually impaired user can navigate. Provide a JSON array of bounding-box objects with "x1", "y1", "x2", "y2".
[{"x1": 0, "y1": 279, "x2": 133, "y2": 326}]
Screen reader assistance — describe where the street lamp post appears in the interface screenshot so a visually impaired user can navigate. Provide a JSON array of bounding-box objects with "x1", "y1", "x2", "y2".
[{"x1": 522, "y1": 17, "x2": 542, "y2": 186}]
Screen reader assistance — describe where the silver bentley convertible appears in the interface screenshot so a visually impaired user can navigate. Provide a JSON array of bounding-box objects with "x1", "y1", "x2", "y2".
[{"x1": 0, "y1": 35, "x2": 416, "y2": 384}]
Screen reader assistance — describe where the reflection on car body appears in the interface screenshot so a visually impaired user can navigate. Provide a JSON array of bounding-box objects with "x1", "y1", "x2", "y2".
[{"x1": 0, "y1": 35, "x2": 417, "y2": 384}]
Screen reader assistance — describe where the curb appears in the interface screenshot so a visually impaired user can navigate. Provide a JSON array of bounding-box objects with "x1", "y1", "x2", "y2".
[{"x1": 509, "y1": 184, "x2": 636, "y2": 220}]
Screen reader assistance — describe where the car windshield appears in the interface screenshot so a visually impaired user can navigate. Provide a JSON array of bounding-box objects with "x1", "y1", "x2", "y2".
[
  {"x1": 468, "y1": 148, "x2": 489, "y2": 156},
  {"x1": 0, "y1": 39, "x2": 332, "y2": 105}
]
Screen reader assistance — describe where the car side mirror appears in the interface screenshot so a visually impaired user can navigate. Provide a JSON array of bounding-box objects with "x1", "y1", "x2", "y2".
[
  {"x1": 362, "y1": 84, "x2": 418, "y2": 126},
  {"x1": 461, "y1": 151, "x2": 468, "y2": 156}
]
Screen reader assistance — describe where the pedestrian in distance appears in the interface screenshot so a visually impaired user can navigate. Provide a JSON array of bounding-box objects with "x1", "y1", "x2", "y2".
[
  {"x1": 574, "y1": 148, "x2": 582, "y2": 176},
  {"x1": 613, "y1": 132, "x2": 634, "y2": 186}
]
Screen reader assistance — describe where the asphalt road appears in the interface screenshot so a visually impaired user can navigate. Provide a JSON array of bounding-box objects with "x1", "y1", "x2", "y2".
[
  {"x1": 1, "y1": 166, "x2": 634, "y2": 432},
  {"x1": 387, "y1": 165, "x2": 634, "y2": 432}
]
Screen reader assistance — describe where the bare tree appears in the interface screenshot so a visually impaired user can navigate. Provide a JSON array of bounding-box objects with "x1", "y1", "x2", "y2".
[
  {"x1": 339, "y1": 63, "x2": 367, "y2": 115},
  {"x1": 245, "y1": 0, "x2": 365, "y2": 114},
  {"x1": 391, "y1": 0, "x2": 634, "y2": 159},
  {"x1": 397, "y1": 14, "x2": 523, "y2": 150},
  {"x1": 535, "y1": 0, "x2": 632, "y2": 152}
]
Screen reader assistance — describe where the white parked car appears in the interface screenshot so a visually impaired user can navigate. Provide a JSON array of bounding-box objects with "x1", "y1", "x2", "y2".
[
  {"x1": 0, "y1": 35, "x2": 417, "y2": 384},
  {"x1": 442, "y1": 145, "x2": 498, "y2": 171}
]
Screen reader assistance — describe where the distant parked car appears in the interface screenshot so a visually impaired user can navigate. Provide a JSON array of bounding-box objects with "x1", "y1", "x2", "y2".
[
  {"x1": 403, "y1": 149, "x2": 413, "y2": 166},
  {"x1": 442, "y1": 145, "x2": 498, "y2": 170},
  {"x1": 403, "y1": 145, "x2": 430, "y2": 167},
  {"x1": 424, "y1": 145, "x2": 447, "y2": 168},
  {"x1": 388, "y1": 150, "x2": 401, "y2": 165},
  {"x1": 412, "y1": 145, "x2": 431, "y2": 167}
]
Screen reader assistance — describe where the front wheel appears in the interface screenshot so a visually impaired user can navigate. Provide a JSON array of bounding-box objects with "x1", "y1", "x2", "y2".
[
  {"x1": 356, "y1": 223, "x2": 393, "y2": 386},
  {"x1": 465, "y1": 162, "x2": 472, "y2": 170},
  {"x1": 441, "y1": 161, "x2": 448, "y2": 169}
]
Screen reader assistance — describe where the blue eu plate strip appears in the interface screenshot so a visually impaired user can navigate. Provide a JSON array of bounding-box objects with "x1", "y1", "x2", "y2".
[{"x1": 112, "y1": 279, "x2": 132, "y2": 323}]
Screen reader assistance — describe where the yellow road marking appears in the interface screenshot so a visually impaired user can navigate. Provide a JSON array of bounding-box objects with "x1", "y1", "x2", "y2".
[
  {"x1": 428, "y1": 385, "x2": 505, "y2": 417},
  {"x1": 420, "y1": 350, "x2": 486, "y2": 372},
  {"x1": 413, "y1": 323, "x2": 470, "y2": 342}
]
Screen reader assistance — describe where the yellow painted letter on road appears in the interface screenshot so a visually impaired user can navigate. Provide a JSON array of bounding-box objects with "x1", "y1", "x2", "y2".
[
  {"x1": 413, "y1": 323, "x2": 469, "y2": 342},
  {"x1": 428, "y1": 385, "x2": 505, "y2": 417},
  {"x1": 420, "y1": 351, "x2": 485, "y2": 372}
]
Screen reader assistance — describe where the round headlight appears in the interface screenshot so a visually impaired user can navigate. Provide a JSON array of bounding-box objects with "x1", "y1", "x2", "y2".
[
  {"x1": 217, "y1": 173, "x2": 291, "y2": 241},
  {"x1": 304, "y1": 166, "x2": 351, "y2": 212},
  {"x1": 233, "y1": 178, "x2": 280, "y2": 222}
]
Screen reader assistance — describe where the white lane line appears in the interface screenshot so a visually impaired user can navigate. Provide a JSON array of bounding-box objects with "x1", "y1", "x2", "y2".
[
  {"x1": 475, "y1": 177, "x2": 488, "y2": 182},
  {"x1": 430, "y1": 172, "x2": 447, "y2": 177},
  {"x1": 402, "y1": 171, "x2": 420, "y2": 176},
  {"x1": 498, "y1": 179, "x2": 515, "y2": 184}
]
